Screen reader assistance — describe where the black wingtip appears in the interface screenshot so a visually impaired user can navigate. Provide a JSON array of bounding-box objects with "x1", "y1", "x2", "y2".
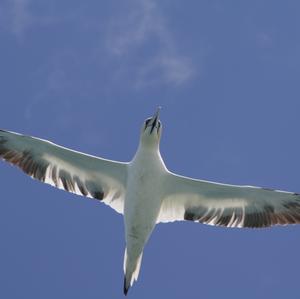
[{"x1": 123, "y1": 277, "x2": 130, "y2": 296}]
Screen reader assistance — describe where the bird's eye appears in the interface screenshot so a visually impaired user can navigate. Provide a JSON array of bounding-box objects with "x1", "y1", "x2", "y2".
[{"x1": 145, "y1": 119, "x2": 151, "y2": 127}]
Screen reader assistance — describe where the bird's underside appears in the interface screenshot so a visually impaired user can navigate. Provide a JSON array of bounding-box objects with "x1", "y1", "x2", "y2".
[{"x1": 1, "y1": 109, "x2": 300, "y2": 295}]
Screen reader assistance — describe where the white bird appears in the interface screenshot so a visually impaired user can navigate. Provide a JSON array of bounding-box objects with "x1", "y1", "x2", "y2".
[{"x1": 1, "y1": 108, "x2": 300, "y2": 295}]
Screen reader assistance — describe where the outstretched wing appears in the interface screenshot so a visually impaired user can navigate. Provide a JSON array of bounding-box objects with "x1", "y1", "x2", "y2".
[
  {"x1": 0, "y1": 129, "x2": 127, "y2": 214},
  {"x1": 157, "y1": 171, "x2": 300, "y2": 228}
]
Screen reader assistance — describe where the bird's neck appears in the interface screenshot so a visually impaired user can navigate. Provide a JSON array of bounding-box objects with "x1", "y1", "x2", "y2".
[
  {"x1": 131, "y1": 146, "x2": 167, "y2": 175},
  {"x1": 136, "y1": 141, "x2": 160, "y2": 155},
  {"x1": 132, "y1": 141, "x2": 163, "y2": 166}
]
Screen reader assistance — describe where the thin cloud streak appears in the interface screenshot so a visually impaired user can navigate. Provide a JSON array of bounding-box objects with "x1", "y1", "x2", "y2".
[
  {"x1": 1, "y1": 0, "x2": 66, "y2": 39},
  {"x1": 135, "y1": 54, "x2": 194, "y2": 88},
  {"x1": 106, "y1": 0, "x2": 195, "y2": 87},
  {"x1": 0, "y1": 0, "x2": 34, "y2": 39},
  {"x1": 11, "y1": 0, "x2": 32, "y2": 38}
]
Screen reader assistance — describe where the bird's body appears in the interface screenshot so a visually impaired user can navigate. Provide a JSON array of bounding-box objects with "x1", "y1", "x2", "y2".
[
  {"x1": 124, "y1": 137, "x2": 167, "y2": 292},
  {"x1": 1, "y1": 108, "x2": 300, "y2": 295}
]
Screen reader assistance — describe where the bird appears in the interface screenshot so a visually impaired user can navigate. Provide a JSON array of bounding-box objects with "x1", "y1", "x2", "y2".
[{"x1": 1, "y1": 108, "x2": 300, "y2": 295}]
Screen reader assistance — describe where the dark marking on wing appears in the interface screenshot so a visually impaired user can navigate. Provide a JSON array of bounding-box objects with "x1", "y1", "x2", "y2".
[
  {"x1": 92, "y1": 191, "x2": 104, "y2": 200},
  {"x1": 74, "y1": 176, "x2": 88, "y2": 196},
  {"x1": 59, "y1": 169, "x2": 75, "y2": 192},
  {"x1": 184, "y1": 211, "x2": 197, "y2": 221},
  {"x1": 184, "y1": 198, "x2": 300, "y2": 228},
  {"x1": 86, "y1": 180, "x2": 104, "y2": 200},
  {"x1": 0, "y1": 134, "x2": 105, "y2": 201},
  {"x1": 217, "y1": 214, "x2": 232, "y2": 226},
  {"x1": 0, "y1": 138, "x2": 49, "y2": 182}
]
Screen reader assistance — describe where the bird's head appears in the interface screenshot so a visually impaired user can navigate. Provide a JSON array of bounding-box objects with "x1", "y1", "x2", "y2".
[{"x1": 140, "y1": 107, "x2": 162, "y2": 147}]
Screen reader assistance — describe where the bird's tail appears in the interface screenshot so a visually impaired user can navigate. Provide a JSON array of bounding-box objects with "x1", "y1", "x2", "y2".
[{"x1": 123, "y1": 248, "x2": 143, "y2": 296}]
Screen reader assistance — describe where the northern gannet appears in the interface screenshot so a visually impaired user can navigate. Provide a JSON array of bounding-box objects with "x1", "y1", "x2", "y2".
[{"x1": 1, "y1": 108, "x2": 300, "y2": 295}]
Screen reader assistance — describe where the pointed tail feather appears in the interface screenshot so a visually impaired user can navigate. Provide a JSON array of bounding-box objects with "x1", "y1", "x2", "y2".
[
  {"x1": 123, "y1": 249, "x2": 143, "y2": 295},
  {"x1": 123, "y1": 277, "x2": 130, "y2": 296}
]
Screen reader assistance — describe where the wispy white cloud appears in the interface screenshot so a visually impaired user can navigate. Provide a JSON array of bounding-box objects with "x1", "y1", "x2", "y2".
[
  {"x1": 1, "y1": 0, "x2": 195, "y2": 87},
  {"x1": 11, "y1": 0, "x2": 32, "y2": 38},
  {"x1": 0, "y1": 0, "x2": 62, "y2": 40},
  {"x1": 0, "y1": 0, "x2": 33, "y2": 39},
  {"x1": 105, "y1": 0, "x2": 195, "y2": 87},
  {"x1": 107, "y1": 0, "x2": 160, "y2": 55},
  {"x1": 135, "y1": 54, "x2": 194, "y2": 88}
]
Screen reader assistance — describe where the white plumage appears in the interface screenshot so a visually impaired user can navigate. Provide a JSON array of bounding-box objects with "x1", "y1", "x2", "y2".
[{"x1": 1, "y1": 108, "x2": 300, "y2": 295}]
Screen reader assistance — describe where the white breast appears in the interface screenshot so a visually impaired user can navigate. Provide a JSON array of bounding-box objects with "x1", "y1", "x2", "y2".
[{"x1": 124, "y1": 148, "x2": 166, "y2": 245}]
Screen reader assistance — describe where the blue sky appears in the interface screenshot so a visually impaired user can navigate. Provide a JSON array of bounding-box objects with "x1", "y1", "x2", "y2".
[{"x1": 1, "y1": 1, "x2": 300, "y2": 298}]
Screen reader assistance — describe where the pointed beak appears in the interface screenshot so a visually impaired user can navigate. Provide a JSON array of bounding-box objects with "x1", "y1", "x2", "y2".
[{"x1": 150, "y1": 107, "x2": 161, "y2": 133}]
